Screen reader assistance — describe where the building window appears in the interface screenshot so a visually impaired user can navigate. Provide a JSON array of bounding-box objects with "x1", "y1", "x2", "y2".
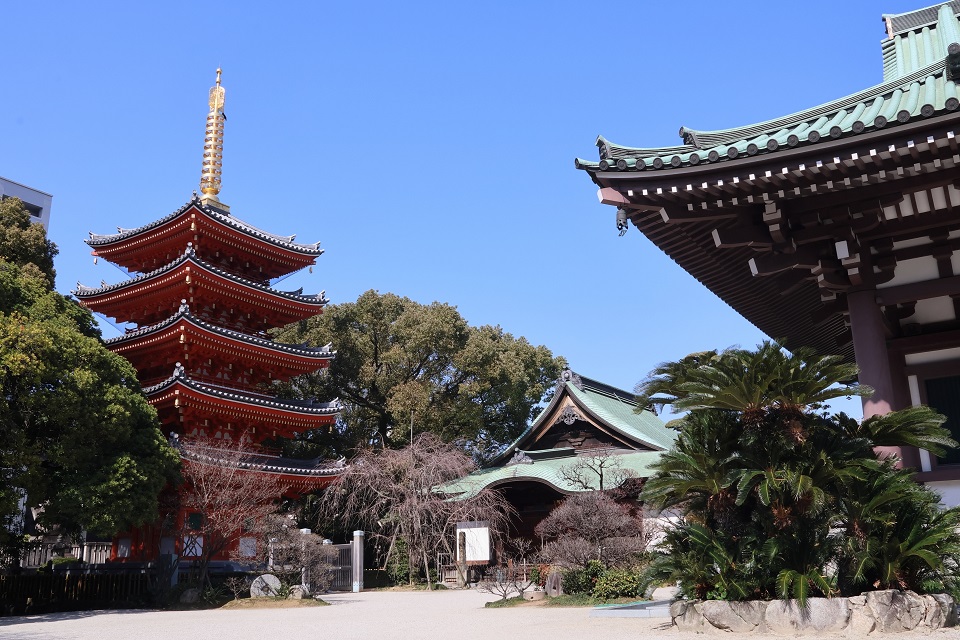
[
  {"x1": 182, "y1": 535, "x2": 204, "y2": 557},
  {"x1": 186, "y1": 512, "x2": 203, "y2": 531},
  {"x1": 239, "y1": 537, "x2": 257, "y2": 558},
  {"x1": 924, "y1": 375, "x2": 960, "y2": 465}
]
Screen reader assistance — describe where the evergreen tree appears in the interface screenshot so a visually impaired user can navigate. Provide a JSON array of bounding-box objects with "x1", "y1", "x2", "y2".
[
  {"x1": 272, "y1": 290, "x2": 564, "y2": 461},
  {"x1": 0, "y1": 198, "x2": 178, "y2": 563}
]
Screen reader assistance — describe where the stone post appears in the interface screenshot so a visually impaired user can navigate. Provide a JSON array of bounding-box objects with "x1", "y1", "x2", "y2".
[
  {"x1": 457, "y1": 531, "x2": 467, "y2": 588},
  {"x1": 352, "y1": 530, "x2": 364, "y2": 593}
]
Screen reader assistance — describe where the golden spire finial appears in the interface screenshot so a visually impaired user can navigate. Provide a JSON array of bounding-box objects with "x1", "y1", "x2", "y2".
[{"x1": 199, "y1": 68, "x2": 227, "y2": 209}]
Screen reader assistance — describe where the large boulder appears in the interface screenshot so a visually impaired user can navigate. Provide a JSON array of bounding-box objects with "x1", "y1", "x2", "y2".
[
  {"x1": 671, "y1": 591, "x2": 956, "y2": 634},
  {"x1": 672, "y1": 600, "x2": 709, "y2": 632},
  {"x1": 763, "y1": 598, "x2": 850, "y2": 634},
  {"x1": 865, "y1": 590, "x2": 925, "y2": 632},
  {"x1": 701, "y1": 600, "x2": 765, "y2": 632},
  {"x1": 922, "y1": 593, "x2": 957, "y2": 629},
  {"x1": 287, "y1": 585, "x2": 308, "y2": 600},
  {"x1": 178, "y1": 587, "x2": 201, "y2": 604}
]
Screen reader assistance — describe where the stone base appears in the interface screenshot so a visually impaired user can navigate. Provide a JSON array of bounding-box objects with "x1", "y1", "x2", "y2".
[{"x1": 671, "y1": 591, "x2": 957, "y2": 634}]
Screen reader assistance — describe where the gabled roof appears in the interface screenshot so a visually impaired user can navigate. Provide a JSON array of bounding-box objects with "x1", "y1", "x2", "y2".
[
  {"x1": 488, "y1": 370, "x2": 674, "y2": 466},
  {"x1": 575, "y1": 3, "x2": 960, "y2": 175},
  {"x1": 87, "y1": 195, "x2": 322, "y2": 255}
]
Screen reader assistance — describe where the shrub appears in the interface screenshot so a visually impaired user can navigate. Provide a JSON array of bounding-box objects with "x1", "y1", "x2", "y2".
[
  {"x1": 562, "y1": 560, "x2": 604, "y2": 595},
  {"x1": 592, "y1": 567, "x2": 644, "y2": 600}
]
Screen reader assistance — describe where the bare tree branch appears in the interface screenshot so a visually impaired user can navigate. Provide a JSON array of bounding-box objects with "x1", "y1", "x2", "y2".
[{"x1": 317, "y1": 433, "x2": 513, "y2": 587}]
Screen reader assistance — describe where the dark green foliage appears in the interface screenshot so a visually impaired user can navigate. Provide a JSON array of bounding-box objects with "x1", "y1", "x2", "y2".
[
  {"x1": 0, "y1": 199, "x2": 178, "y2": 561},
  {"x1": 562, "y1": 560, "x2": 604, "y2": 595},
  {"x1": 0, "y1": 198, "x2": 56, "y2": 285},
  {"x1": 272, "y1": 290, "x2": 564, "y2": 460},
  {"x1": 641, "y1": 341, "x2": 960, "y2": 606},
  {"x1": 592, "y1": 567, "x2": 645, "y2": 600}
]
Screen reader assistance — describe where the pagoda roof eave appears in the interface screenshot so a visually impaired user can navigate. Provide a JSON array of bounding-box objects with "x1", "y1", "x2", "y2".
[
  {"x1": 106, "y1": 302, "x2": 336, "y2": 360},
  {"x1": 576, "y1": 59, "x2": 959, "y2": 175},
  {"x1": 179, "y1": 446, "x2": 346, "y2": 479},
  {"x1": 73, "y1": 245, "x2": 328, "y2": 307},
  {"x1": 145, "y1": 365, "x2": 341, "y2": 417},
  {"x1": 86, "y1": 196, "x2": 324, "y2": 256}
]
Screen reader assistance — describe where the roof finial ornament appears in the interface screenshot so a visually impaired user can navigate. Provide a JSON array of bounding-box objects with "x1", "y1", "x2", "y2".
[{"x1": 199, "y1": 68, "x2": 229, "y2": 213}]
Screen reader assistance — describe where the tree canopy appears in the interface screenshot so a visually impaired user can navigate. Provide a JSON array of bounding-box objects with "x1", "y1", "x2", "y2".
[
  {"x1": 272, "y1": 290, "x2": 565, "y2": 460},
  {"x1": 0, "y1": 198, "x2": 178, "y2": 560}
]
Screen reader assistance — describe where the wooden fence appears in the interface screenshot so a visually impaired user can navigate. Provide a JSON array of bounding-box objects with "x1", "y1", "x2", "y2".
[
  {"x1": 0, "y1": 571, "x2": 151, "y2": 614},
  {"x1": 20, "y1": 542, "x2": 112, "y2": 568}
]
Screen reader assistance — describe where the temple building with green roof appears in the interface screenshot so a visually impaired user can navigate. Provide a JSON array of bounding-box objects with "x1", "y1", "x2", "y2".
[
  {"x1": 443, "y1": 370, "x2": 673, "y2": 539},
  {"x1": 577, "y1": 3, "x2": 960, "y2": 503}
]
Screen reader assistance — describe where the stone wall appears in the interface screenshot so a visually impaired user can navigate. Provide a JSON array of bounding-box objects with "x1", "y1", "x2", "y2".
[{"x1": 670, "y1": 590, "x2": 957, "y2": 634}]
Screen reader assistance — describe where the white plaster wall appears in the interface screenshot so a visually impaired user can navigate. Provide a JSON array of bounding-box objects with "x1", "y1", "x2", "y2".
[
  {"x1": 878, "y1": 256, "x2": 939, "y2": 289},
  {"x1": 911, "y1": 296, "x2": 956, "y2": 325},
  {"x1": 904, "y1": 347, "x2": 960, "y2": 366},
  {"x1": 925, "y1": 481, "x2": 960, "y2": 508}
]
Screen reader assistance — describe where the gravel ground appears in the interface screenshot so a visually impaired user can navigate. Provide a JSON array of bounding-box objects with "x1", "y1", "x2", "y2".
[{"x1": 5, "y1": 590, "x2": 960, "y2": 640}]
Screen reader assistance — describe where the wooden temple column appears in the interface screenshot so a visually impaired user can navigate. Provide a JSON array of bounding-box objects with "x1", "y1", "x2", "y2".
[{"x1": 847, "y1": 288, "x2": 919, "y2": 468}]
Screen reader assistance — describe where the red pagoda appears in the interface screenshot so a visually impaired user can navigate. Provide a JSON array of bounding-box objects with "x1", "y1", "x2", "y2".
[{"x1": 74, "y1": 70, "x2": 342, "y2": 561}]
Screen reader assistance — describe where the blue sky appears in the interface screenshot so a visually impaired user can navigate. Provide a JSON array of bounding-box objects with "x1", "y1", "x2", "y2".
[{"x1": 5, "y1": 1, "x2": 927, "y2": 419}]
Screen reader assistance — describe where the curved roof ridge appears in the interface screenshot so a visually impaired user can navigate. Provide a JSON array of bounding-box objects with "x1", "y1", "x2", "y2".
[
  {"x1": 74, "y1": 244, "x2": 329, "y2": 305},
  {"x1": 144, "y1": 363, "x2": 341, "y2": 414},
  {"x1": 86, "y1": 195, "x2": 323, "y2": 255},
  {"x1": 642, "y1": 59, "x2": 945, "y2": 152},
  {"x1": 105, "y1": 301, "x2": 336, "y2": 358},
  {"x1": 578, "y1": 64, "x2": 957, "y2": 173}
]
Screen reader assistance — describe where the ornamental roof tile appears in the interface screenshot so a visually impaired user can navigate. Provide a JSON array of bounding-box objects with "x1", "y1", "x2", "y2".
[
  {"x1": 575, "y1": 3, "x2": 960, "y2": 174},
  {"x1": 73, "y1": 244, "x2": 328, "y2": 305},
  {"x1": 883, "y1": 3, "x2": 960, "y2": 79},
  {"x1": 106, "y1": 300, "x2": 336, "y2": 359},
  {"x1": 86, "y1": 195, "x2": 323, "y2": 255},
  {"x1": 144, "y1": 363, "x2": 342, "y2": 415}
]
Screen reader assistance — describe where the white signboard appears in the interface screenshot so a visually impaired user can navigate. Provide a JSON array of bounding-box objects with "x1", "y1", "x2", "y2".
[{"x1": 455, "y1": 520, "x2": 490, "y2": 562}]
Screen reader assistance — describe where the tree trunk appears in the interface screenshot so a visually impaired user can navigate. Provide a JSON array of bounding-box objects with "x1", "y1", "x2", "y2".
[{"x1": 422, "y1": 549, "x2": 432, "y2": 590}]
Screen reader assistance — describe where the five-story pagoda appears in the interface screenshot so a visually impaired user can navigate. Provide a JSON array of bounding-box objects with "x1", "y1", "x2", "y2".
[{"x1": 74, "y1": 70, "x2": 342, "y2": 561}]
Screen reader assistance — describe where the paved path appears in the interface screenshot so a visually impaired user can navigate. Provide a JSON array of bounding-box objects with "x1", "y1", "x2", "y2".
[{"x1": 4, "y1": 590, "x2": 960, "y2": 640}]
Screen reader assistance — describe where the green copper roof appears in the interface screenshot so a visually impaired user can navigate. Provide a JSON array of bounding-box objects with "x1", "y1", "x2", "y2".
[
  {"x1": 883, "y1": 2, "x2": 960, "y2": 79},
  {"x1": 442, "y1": 450, "x2": 663, "y2": 500},
  {"x1": 564, "y1": 379, "x2": 675, "y2": 451},
  {"x1": 575, "y1": 2, "x2": 960, "y2": 174},
  {"x1": 488, "y1": 371, "x2": 674, "y2": 466}
]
